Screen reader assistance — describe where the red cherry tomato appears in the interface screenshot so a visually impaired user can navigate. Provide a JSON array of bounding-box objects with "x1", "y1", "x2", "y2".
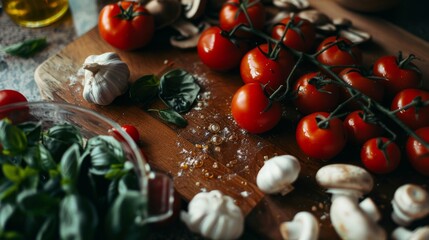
[
  {"x1": 316, "y1": 36, "x2": 362, "y2": 73},
  {"x1": 240, "y1": 43, "x2": 295, "y2": 92},
  {"x1": 231, "y1": 83, "x2": 282, "y2": 134},
  {"x1": 219, "y1": 0, "x2": 265, "y2": 37},
  {"x1": 98, "y1": 1, "x2": 154, "y2": 50},
  {"x1": 296, "y1": 112, "x2": 347, "y2": 160},
  {"x1": 112, "y1": 124, "x2": 140, "y2": 143},
  {"x1": 197, "y1": 26, "x2": 249, "y2": 71},
  {"x1": 390, "y1": 88, "x2": 429, "y2": 130},
  {"x1": 344, "y1": 110, "x2": 384, "y2": 145},
  {"x1": 406, "y1": 127, "x2": 429, "y2": 176},
  {"x1": 361, "y1": 137, "x2": 401, "y2": 174},
  {"x1": 0, "y1": 89, "x2": 28, "y2": 107},
  {"x1": 293, "y1": 72, "x2": 340, "y2": 115},
  {"x1": 339, "y1": 68, "x2": 385, "y2": 107},
  {"x1": 373, "y1": 54, "x2": 422, "y2": 97},
  {"x1": 271, "y1": 16, "x2": 316, "y2": 52}
]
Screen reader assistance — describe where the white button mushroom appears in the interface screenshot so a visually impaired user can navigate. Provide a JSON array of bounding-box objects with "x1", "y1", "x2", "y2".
[
  {"x1": 180, "y1": 190, "x2": 244, "y2": 240},
  {"x1": 256, "y1": 155, "x2": 301, "y2": 196},
  {"x1": 315, "y1": 164, "x2": 374, "y2": 201},
  {"x1": 145, "y1": 0, "x2": 182, "y2": 29},
  {"x1": 392, "y1": 226, "x2": 429, "y2": 240},
  {"x1": 391, "y1": 183, "x2": 429, "y2": 226},
  {"x1": 279, "y1": 211, "x2": 319, "y2": 240},
  {"x1": 169, "y1": 19, "x2": 210, "y2": 49},
  {"x1": 330, "y1": 195, "x2": 386, "y2": 240}
]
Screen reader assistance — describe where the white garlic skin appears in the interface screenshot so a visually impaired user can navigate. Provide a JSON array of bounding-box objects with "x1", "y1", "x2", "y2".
[
  {"x1": 256, "y1": 155, "x2": 301, "y2": 195},
  {"x1": 181, "y1": 190, "x2": 244, "y2": 240},
  {"x1": 82, "y1": 52, "x2": 130, "y2": 105}
]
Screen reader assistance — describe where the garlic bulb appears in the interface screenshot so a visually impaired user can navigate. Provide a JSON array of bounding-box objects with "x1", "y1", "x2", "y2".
[
  {"x1": 256, "y1": 155, "x2": 301, "y2": 195},
  {"x1": 82, "y1": 52, "x2": 130, "y2": 105},
  {"x1": 181, "y1": 190, "x2": 244, "y2": 240}
]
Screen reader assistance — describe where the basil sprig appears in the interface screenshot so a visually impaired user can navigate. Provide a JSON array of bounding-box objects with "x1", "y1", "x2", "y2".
[
  {"x1": 0, "y1": 120, "x2": 148, "y2": 239},
  {"x1": 129, "y1": 69, "x2": 201, "y2": 127},
  {"x1": 0, "y1": 38, "x2": 47, "y2": 58}
]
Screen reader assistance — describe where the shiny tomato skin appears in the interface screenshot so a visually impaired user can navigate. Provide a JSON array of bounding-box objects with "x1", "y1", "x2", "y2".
[
  {"x1": 231, "y1": 83, "x2": 282, "y2": 134},
  {"x1": 406, "y1": 127, "x2": 429, "y2": 176},
  {"x1": 373, "y1": 55, "x2": 421, "y2": 97},
  {"x1": 339, "y1": 68, "x2": 385, "y2": 106},
  {"x1": 98, "y1": 1, "x2": 154, "y2": 50},
  {"x1": 271, "y1": 16, "x2": 316, "y2": 52},
  {"x1": 197, "y1": 26, "x2": 248, "y2": 71},
  {"x1": 0, "y1": 89, "x2": 27, "y2": 107},
  {"x1": 316, "y1": 36, "x2": 362, "y2": 73},
  {"x1": 361, "y1": 137, "x2": 401, "y2": 174},
  {"x1": 390, "y1": 88, "x2": 429, "y2": 130},
  {"x1": 240, "y1": 43, "x2": 295, "y2": 92},
  {"x1": 296, "y1": 112, "x2": 347, "y2": 160},
  {"x1": 293, "y1": 72, "x2": 340, "y2": 115},
  {"x1": 121, "y1": 124, "x2": 140, "y2": 142},
  {"x1": 344, "y1": 111, "x2": 384, "y2": 145},
  {"x1": 219, "y1": 0, "x2": 265, "y2": 37}
]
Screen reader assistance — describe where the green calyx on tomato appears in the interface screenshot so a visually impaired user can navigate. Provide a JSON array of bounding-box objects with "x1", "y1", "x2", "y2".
[
  {"x1": 115, "y1": 2, "x2": 150, "y2": 20},
  {"x1": 396, "y1": 51, "x2": 421, "y2": 74}
]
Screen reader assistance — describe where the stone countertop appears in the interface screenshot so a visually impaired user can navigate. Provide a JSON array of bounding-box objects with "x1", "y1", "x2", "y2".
[{"x1": 1, "y1": 0, "x2": 429, "y2": 101}]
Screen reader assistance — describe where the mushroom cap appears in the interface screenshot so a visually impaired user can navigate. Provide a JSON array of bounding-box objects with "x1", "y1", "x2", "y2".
[
  {"x1": 330, "y1": 196, "x2": 386, "y2": 240},
  {"x1": 279, "y1": 211, "x2": 319, "y2": 240},
  {"x1": 393, "y1": 184, "x2": 429, "y2": 219},
  {"x1": 316, "y1": 164, "x2": 373, "y2": 196},
  {"x1": 409, "y1": 226, "x2": 429, "y2": 240},
  {"x1": 256, "y1": 155, "x2": 301, "y2": 195}
]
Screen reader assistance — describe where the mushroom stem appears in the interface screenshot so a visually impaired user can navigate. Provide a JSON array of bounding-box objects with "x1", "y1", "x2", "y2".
[
  {"x1": 279, "y1": 221, "x2": 301, "y2": 239},
  {"x1": 359, "y1": 198, "x2": 381, "y2": 222},
  {"x1": 392, "y1": 227, "x2": 412, "y2": 240},
  {"x1": 328, "y1": 188, "x2": 362, "y2": 202}
]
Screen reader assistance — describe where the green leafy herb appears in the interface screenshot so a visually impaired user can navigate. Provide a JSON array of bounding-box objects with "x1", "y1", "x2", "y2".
[
  {"x1": 129, "y1": 74, "x2": 160, "y2": 105},
  {"x1": 43, "y1": 124, "x2": 83, "y2": 162},
  {"x1": 17, "y1": 189, "x2": 58, "y2": 215},
  {"x1": 0, "y1": 120, "x2": 28, "y2": 156},
  {"x1": 0, "y1": 38, "x2": 47, "y2": 58},
  {"x1": 159, "y1": 69, "x2": 201, "y2": 113},
  {"x1": 148, "y1": 108, "x2": 188, "y2": 128}
]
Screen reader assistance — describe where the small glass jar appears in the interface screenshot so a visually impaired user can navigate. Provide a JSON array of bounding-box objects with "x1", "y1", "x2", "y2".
[{"x1": 1, "y1": 0, "x2": 69, "y2": 28}]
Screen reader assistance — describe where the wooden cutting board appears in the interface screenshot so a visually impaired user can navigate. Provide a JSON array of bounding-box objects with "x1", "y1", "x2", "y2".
[{"x1": 35, "y1": 0, "x2": 429, "y2": 239}]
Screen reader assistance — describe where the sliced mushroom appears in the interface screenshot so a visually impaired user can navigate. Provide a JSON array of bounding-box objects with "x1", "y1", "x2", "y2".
[
  {"x1": 145, "y1": 0, "x2": 182, "y2": 29},
  {"x1": 170, "y1": 19, "x2": 210, "y2": 48},
  {"x1": 316, "y1": 164, "x2": 374, "y2": 201},
  {"x1": 181, "y1": 0, "x2": 207, "y2": 20},
  {"x1": 391, "y1": 184, "x2": 429, "y2": 226},
  {"x1": 279, "y1": 211, "x2": 319, "y2": 240},
  {"x1": 273, "y1": 0, "x2": 309, "y2": 10},
  {"x1": 392, "y1": 226, "x2": 429, "y2": 240},
  {"x1": 330, "y1": 196, "x2": 386, "y2": 240},
  {"x1": 298, "y1": 9, "x2": 331, "y2": 26},
  {"x1": 359, "y1": 197, "x2": 381, "y2": 222},
  {"x1": 339, "y1": 28, "x2": 371, "y2": 45}
]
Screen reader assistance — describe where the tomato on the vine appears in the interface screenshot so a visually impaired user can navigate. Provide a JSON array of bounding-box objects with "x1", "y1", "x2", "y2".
[
  {"x1": 296, "y1": 112, "x2": 347, "y2": 160},
  {"x1": 390, "y1": 88, "x2": 429, "y2": 130},
  {"x1": 197, "y1": 26, "x2": 249, "y2": 71},
  {"x1": 344, "y1": 110, "x2": 384, "y2": 145},
  {"x1": 219, "y1": 0, "x2": 265, "y2": 37},
  {"x1": 361, "y1": 137, "x2": 401, "y2": 174},
  {"x1": 240, "y1": 43, "x2": 295, "y2": 92},
  {"x1": 339, "y1": 68, "x2": 385, "y2": 107},
  {"x1": 293, "y1": 72, "x2": 340, "y2": 115},
  {"x1": 373, "y1": 54, "x2": 422, "y2": 97},
  {"x1": 231, "y1": 83, "x2": 282, "y2": 134},
  {"x1": 406, "y1": 127, "x2": 429, "y2": 176},
  {"x1": 271, "y1": 16, "x2": 316, "y2": 52},
  {"x1": 316, "y1": 36, "x2": 362, "y2": 73},
  {"x1": 98, "y1": 1, "x2": 154, "y2": 50}
]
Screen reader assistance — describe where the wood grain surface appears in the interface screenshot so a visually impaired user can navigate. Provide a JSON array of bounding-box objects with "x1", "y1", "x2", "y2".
[{"x1": 34, "y1": 0, "x2": 429, "y2": 239}]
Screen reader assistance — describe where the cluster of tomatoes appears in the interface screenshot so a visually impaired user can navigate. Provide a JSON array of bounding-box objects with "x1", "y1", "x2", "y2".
[{"x1": 196, "y1": 0, "x2": 429, "y2": 176}]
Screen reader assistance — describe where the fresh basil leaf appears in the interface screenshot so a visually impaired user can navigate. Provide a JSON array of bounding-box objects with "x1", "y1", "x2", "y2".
[
  {"x1": 60, "y1": 144, "x2": 81, "y2": 193},
  {"x1": 2, "y1": 164, "x2": 23, "y2": 183},
  {"x1": 36, "y1": 215, "x2": 58, "y2": 240},
  {"x1": 159, "y1": 69, "x2": 201, "y2": 113},
  {"x1": 17, "y1": 189, "x2": 58, "y2": 215},
  {"x1": 59, "y1": 194, "x2": 98, "y2": 240},
  {"x1": 23, "y1": 144, "x2": 55, "y2": 171},
  {"x1": 118, "y1": 171, "x2": 140, "y2": 194},
  {"x1": 129, "y1": 74, "x2": 160, "y2": 105},
  {"x1": 0, "y1": 120, "x2": 28, "y2": 156},
  {"x1": 38, "y1": 145, "x2": 56, "y2": 171},
  {"x1": 0, "y1": 182, "x2": 18, "y2": 201},
  {"x1": 84, "y1": 136, "x2": 126, "y2": 175},
  {"x1": 105, "y1": 191, "x2": 146, "y2": 239},
  {"x1": 20, "y1": 167, "x2": 39, "y2": 190},
  {"x1": 0, "y1": 203, "x2": 15, "y2": 231},
  {"x1": 43, "y1": 123, "x2": 83, "y2": 162},
  {"x1": 0, "y1": 38, "x2": 47, "y2": 58},
  {"x1": 150, "y1": 109, "x2": 188, "y2": 128},
  {"x1": 17, "y1": 121, "x2": 42, "y2": 146},
  {"x1": 0, "y1": 231, "x2": 24, "y2": 240}
]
